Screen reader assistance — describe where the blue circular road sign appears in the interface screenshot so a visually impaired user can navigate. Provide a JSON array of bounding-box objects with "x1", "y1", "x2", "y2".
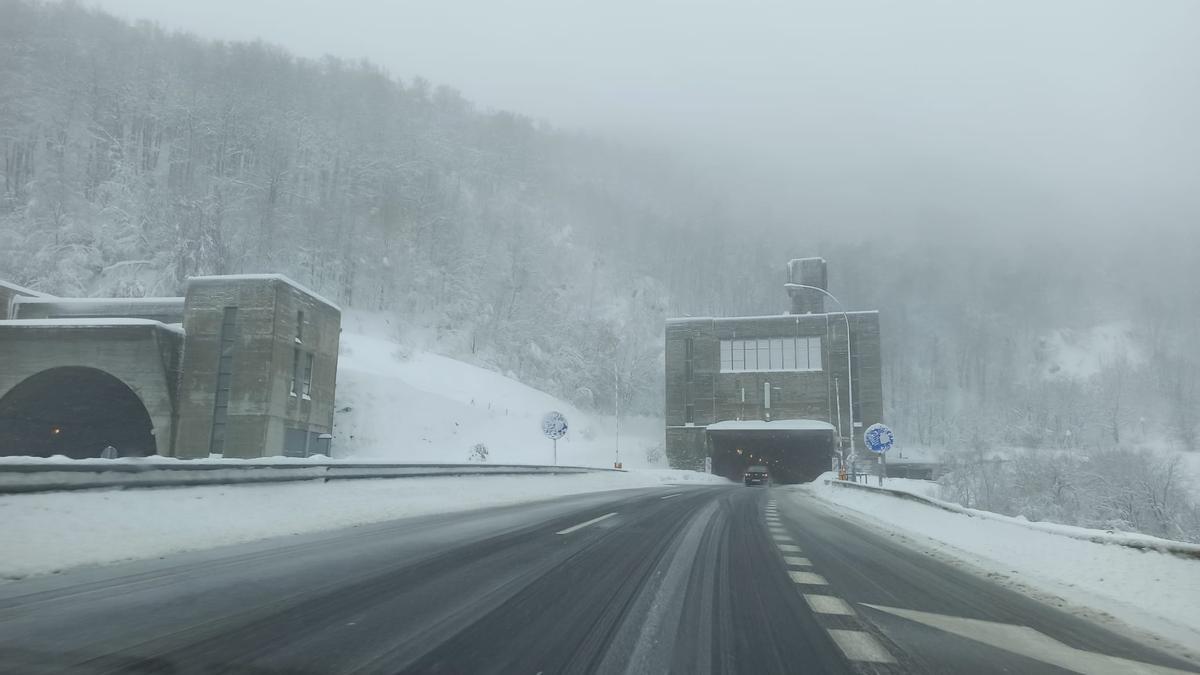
[{"x1": 864, "y1": 424, "x2": 894, "y2": 454}]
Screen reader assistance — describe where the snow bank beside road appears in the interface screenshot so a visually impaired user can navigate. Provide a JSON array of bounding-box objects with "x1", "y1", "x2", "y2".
[
  {"x1": 0, "y1": 470, "x2": 721, "y2": 580},
  {"x1": 801, "y1": 474, "x2": 1200, "y2": 655}
]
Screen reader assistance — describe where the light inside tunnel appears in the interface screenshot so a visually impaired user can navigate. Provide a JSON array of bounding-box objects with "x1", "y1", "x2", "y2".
[
  {"x1": 0, "y1": 367, "x2": 156, "y2": 458},
  {"x1": 707, "y1": 427, "x2": 835, "y2": 484}
]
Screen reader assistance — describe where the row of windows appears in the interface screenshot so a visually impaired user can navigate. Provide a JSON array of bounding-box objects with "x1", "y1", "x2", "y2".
[{"x1": 719, "y1": 337, "x2": 822, "y2": 373}]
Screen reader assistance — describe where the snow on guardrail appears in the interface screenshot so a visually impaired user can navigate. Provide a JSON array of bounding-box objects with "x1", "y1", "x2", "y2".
[
  {"x1": 826, "y1": 478, "x2": 1200, "y2": 560},
  {"x1": 0, "y1": 457, "x2": 620, "y2": 495}
]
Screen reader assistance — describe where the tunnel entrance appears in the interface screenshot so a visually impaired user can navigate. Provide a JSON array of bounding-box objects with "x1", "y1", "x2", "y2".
[
  {"x1": 0, "y1": 367, "x2": 156, "y2": 458},
  {"x1": 707, "y1": 420, "x2": 836, "y2": 484}
]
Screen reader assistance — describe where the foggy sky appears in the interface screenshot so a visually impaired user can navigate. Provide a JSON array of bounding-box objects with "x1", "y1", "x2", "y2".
[{"x1": 89, "y1": 0, "x2": 1200, "y2": 237}]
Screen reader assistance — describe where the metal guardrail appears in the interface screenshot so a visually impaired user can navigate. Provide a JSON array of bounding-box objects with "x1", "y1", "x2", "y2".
[
  {"x1": 826, "y1": 478, "x2": 1200, "y2": 560},
  {"x1": 0, "y1": 461, "x2": 620, "y2": 495}
]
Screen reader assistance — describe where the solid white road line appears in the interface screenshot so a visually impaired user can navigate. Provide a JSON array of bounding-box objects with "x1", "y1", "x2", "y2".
[
  {"x1": 862, "y1": 604, "x2": 1194, "y2": 675},
  {"x1": 659, "y1": 493, "x2": 682, "y2": 500},
  {"x1": 778, "y1": 544, "x2": 803, "y2": 553},
  {"x1": 783, "y1": 556, "x2": 812, "y2": 567},
  {"x1": 827, "y1": 629, "x2": 897, "y2": 663},
  {"x1": 556, "y1": 512, "x2": 618, "y2": 535},
  {"x1": 788, "y1": 571, "x2": 829, "y2": 585},
  {"x1": 804, "y1": 594, "x2": 855, "y2": 616}
]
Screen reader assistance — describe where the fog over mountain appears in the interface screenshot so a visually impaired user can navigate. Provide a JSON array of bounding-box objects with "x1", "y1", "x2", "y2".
[{"x1": 2, "y1": 0, "x2": 1198, "y2": 478}]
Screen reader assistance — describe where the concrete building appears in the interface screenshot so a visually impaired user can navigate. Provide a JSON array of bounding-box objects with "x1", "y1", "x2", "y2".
[
  {"x1": 0, "y1": 275, "x2": 340, "y2": 459},
  {"x1": 664, "y1": 258, "x2": 883, "y2": 483}
]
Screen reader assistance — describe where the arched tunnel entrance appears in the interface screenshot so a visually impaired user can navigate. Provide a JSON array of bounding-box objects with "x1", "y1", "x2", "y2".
[
  {"x1": 0, "y1": 367, "x2": 157, "y2": 458},
  {"x1": 707, "y1": 420, "x2": 837, "y2": 484}
]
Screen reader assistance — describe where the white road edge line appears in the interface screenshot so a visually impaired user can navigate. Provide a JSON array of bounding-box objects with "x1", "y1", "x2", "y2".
[
  {"x1": 660, "y1": 493, "x2": 683, "y2": 500},
  {"x1": 556, "y1": 512, "x2": 618, "y2": 535},
  {"x1": 827, "y1": 629, "x2": 896, "y2": 663}
]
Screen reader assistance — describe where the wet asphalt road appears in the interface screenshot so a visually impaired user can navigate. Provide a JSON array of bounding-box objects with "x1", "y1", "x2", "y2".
[{"x1": 0, "y1": 482, "x2": 1196, "y2": 674}]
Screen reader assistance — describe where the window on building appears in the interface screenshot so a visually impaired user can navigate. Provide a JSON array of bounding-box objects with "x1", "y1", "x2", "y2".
[
  {"x1": 208, "y1": 307, "x2": 238, "y2": 455},
  {"x1": 291, "y1": 348, "x2": 301, "y2": 396},
  {"x1": 303, "y1": 353, "x2": 314, "y2": 398},
  {"x1": 685, "y1": 403, "x2": 695, "y2": 424},
  {"x1": 718, "y1": 337, "x2": 822, "y2": 372},
  {"x1": 684, "y1": 338, "x2": 694, "y2": 383},
  {"x1": 295, "y1": 310, "x2": 304, "y2": 344}
]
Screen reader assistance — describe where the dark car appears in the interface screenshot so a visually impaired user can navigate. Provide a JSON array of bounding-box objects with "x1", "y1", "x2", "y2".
[{"x1": 743, "y1": 465, "x2": 770, "y2": 486}]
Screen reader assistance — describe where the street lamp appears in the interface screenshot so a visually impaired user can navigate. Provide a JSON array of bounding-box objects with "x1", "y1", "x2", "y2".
[{"x1": 783, "y1": 283, "x2": 856, "y2": 471}]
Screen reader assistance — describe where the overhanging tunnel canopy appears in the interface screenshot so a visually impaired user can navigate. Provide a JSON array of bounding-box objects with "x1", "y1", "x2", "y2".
[{"x1": 706, "y1": 419, "x2": 837, "y2": 484}]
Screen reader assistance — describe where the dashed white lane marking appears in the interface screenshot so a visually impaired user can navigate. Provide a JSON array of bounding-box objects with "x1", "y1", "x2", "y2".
[
  {"x1": 778, "y1": 544, "x2": 803, "y2": 553},
  {"x1": 769, "y1": 526, "x2": 786, "y2": 534},
  {"x1": 827, "y1": 629, "x2": 897, "y2": 663},
  {"x1": 659, "y1": 492, "x2": 682, "y2": 500},
  {"x1": 788, "y1": 570, "x2": 829, "y2": 585},
  {"x1": 804, "y1": 594, "x2": 855, "y2": 616},
  {"x1": 783, "y1": 556, "x2": 812, "y2": 567},
  {"x1": 555, "y1": 512, "x2": 618, "y2": 535},
  {"x1": 772, "y1": 535, "x2": 792, "y2": 544}
]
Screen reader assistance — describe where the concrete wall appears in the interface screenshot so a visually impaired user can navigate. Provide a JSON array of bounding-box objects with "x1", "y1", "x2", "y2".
[
  {"x1": 665, "y1": 311, "x2": 884, "y2": 469},
  {"x1": 173, "y1": 276, "x2": 340, "y2": 459},
  {"x1": 0, "y1": 324, "x2": 181, "y2": 456}
]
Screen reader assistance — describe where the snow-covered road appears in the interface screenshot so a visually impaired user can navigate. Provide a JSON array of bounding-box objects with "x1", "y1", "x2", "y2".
[{"x1": 0, "y1": 469, "x2": 726, "y2": 580}]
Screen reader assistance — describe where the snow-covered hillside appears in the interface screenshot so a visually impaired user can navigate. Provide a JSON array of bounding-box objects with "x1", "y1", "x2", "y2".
[{"x1": 333, "y1": 312, "x2": 664, "y2": 468}]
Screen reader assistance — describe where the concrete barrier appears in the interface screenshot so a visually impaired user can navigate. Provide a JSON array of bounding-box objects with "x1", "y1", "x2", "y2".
[
  {"x1": 825, "y1": 478, "x2": 1200, "y2": 560},
  {"x1": 0, "y1": 460, "x2": 619, "y2": 495}
]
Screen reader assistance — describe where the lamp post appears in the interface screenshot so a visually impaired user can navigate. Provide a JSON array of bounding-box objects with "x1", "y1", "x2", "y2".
[{"x1": 784, "y1": 283, "x2": 855, "y2": 472}]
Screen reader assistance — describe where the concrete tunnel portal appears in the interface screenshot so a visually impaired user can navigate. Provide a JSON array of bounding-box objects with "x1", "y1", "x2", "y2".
[
  {"x1": 0, "y1": 366, "x2": 157, "y2": 458},
  {"x1": 706, "y1": 420, "x2": 837, "y2": 484}
]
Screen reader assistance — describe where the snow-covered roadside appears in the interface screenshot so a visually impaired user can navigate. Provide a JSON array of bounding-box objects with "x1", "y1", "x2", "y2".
[
  {"x1": 0, "y1": 470, "x2": 727, "y2": 580},
  {"x1": 799, "y1": 474, "x2": 1200, "y2": 657}
]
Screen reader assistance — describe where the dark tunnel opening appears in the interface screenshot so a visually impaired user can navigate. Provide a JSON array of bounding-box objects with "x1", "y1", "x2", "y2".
[
  {"x1": 0, "y1": 367, "x2": 156, "y2": 458},
  {"x1": 708, "y1": 429, "x2": 835, "y2": 484}
]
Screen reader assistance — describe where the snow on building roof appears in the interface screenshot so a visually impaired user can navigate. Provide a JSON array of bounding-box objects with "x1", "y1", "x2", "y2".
[
  {"x1": 0, "y1": 318, "x2": 184, "y2": 335},
  {"x1": 667, "y1": 311, "x2": 879, "y2": 324},
  {"x1": 13, "y1": 296, "x2": 183, "y2": 305},
  {"x1": 0, "y1": 279, "x2": 53, "y2": 298},
  {"x1": 705, "y1": 419, "x2": 836, "y2": 432},
  {"x1": 187, "y1": 274, "x2": 340, "y2": 312}
]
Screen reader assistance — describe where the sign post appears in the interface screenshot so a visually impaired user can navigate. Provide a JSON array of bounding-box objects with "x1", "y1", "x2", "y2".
[
  {"x1": 541, "y1": 411, "x2": 568, "y2": 465},
  {"x1": 863, "y1": 423, "x2": 894, "y2": 485}
]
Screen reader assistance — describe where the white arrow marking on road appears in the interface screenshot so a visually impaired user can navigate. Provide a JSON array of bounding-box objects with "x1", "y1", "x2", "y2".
[
  {"x1": 861, "y1": 604, "x2": 1198, "y2": 675},
  {"x1": 556, "y1": 512, "x2": 618, "y2": 535}
]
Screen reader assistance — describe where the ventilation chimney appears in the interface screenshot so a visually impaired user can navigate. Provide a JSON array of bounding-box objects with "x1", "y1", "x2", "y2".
[{"x1": 786, "y1": 258, "x2": 827, "y2": 314}]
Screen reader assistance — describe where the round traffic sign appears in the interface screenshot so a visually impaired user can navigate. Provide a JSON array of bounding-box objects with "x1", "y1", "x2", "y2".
[
  {"x1": 541, "y1": 411, "x2": 568, "y2": 440},
  {"x1": 864, "y1": 423, "x2": 894, "y2": 454}
]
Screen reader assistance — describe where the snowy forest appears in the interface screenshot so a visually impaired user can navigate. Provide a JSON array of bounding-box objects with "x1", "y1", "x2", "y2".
[{"x1": 2, "y1": 0, "x2": 1198, "y2": 485}]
